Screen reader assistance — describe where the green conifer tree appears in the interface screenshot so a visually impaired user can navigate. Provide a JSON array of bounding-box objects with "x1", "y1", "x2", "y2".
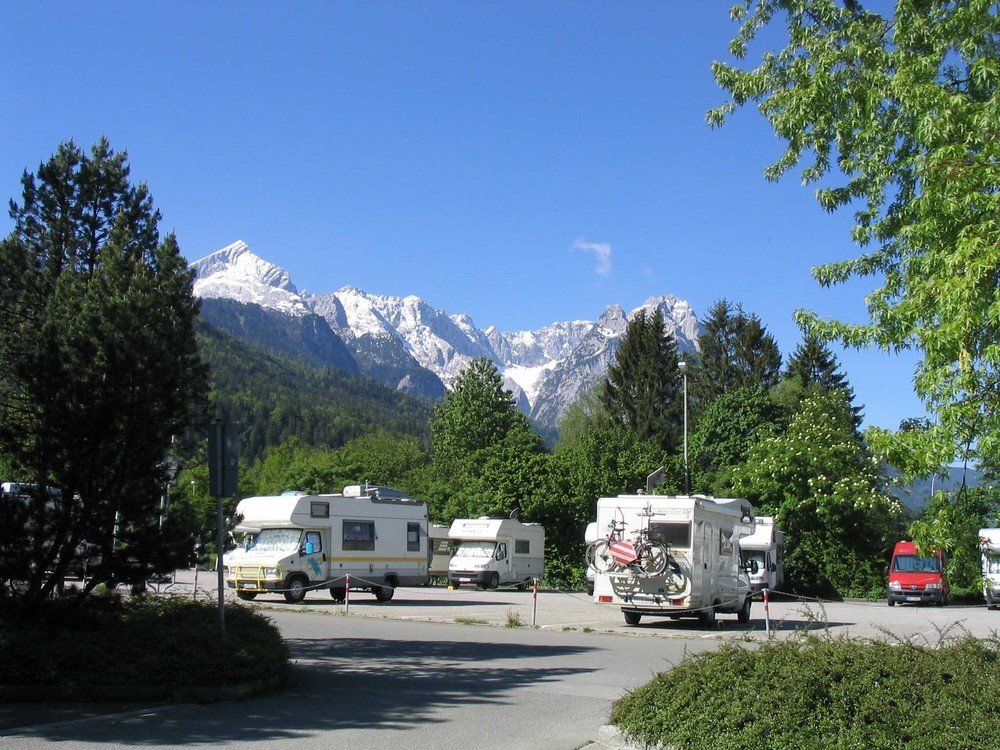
[
  {"x1": 601, "y1": 308, "x2": 684, "y2": 452},
  {"x1": 0, "y1": 139, "x2": 209, "y2": 608}
]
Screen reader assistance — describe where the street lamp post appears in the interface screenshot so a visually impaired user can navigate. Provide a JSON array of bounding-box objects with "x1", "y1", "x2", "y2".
[{"x1": 678, "y1": 360, "x2": 689, "y2": 495}]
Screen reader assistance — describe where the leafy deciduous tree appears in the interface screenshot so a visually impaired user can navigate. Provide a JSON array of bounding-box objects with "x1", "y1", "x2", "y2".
[
  {"x1": 731, "y1": 390, "x2": 904, "y2": 596},
  {"x1": 429, "y1": 358, "x2": 546, "y2": 520},
  {"x1": 710, "y1": 0, "x2": 1000, "y2": 474}
]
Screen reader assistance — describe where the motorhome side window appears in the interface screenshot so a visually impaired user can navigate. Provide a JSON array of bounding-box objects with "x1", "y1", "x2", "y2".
[
  {"x1": 407, "y1": 522, "x2": 420, "y2": 552},
  {"x1": 649, "y1": 522, "x2": 691, "y2": 548},
  {"x1": 515, "y1": 539, "x2": 530, "y2": 554},
  {"x1": 304, "y1": 531, "x2": 322, "y2": 552},
  {"x1": 343, "y1": 520, "x2": 376, "y2": 551},
  {"x1": 310, "y1": 502, "x2": 330, "y2": 518}
]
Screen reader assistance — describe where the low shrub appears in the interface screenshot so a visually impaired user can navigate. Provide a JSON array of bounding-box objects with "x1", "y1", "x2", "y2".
[
  {"x1": 610, "y1": 632, "x2": 1000, "y2": 750},
  {"x1": 0, "y1": 596, "x2": 289, "y2": 689}
]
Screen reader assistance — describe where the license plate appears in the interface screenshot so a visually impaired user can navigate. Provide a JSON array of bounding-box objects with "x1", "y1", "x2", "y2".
[
  {"x1": 239, "y1": 583, "x2": 256, "y2": 589},
  {"x1": 905, "y1": 596, "x2": 921, "y2": 602}
]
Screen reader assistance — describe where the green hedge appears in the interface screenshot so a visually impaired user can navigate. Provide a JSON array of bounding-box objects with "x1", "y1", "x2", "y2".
[
  {"x1": 611, "y1": 633, "x2": 1000, "y2": 750},
  {"x1": 0, "y1": 596, "x2": 289, "y2": 689}
]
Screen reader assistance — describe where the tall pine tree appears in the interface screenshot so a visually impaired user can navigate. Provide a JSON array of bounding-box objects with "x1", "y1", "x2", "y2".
[
  {"x1": 784, "y1": 331, "x2": 863, "y2": 431},
  {"x1": 601, "y1": 308, "x2": 684, "y2": 452},
  {"x1": 0, "y1": 139, "x2": 209, "y2": 609},
  {"x1": 694, "y1": 299, "x2": 782, "y2": 406}
]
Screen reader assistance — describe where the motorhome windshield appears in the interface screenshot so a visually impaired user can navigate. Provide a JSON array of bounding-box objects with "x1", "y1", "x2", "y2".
[
  {"x1": 986, "y1": 554, "x2": 1000, "y2": 575},
  {"x1": 251, "y1": 528, "x2": 302, "y2": 552},
  {"x1": 892, "y1": 554, "x2": 941, "y2": 573},
  {"x1": 454, "y1": 541, "x2": 495, "y2": 558},
  {"x1": 743, "y1": 551, "x2": 765, "y2": 572}
]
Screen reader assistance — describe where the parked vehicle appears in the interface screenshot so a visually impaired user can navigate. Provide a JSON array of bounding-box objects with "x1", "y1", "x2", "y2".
[
  {"x1": 1, "y1": 481, "x2": 101, "y2": 580},
  {"x1": 979, "y1": 528, "x2": 1000, "y2": 609},
  {"x1": 224, "y1": 484, "x2": 430, "y2": 603},
  {"x1": 429, "y1": 524, "x2": 453, "y2": 579},
  {"x1": 447, "y1": 517, "x2": 545, "y2": 590},
  {"x1": 740, "y1": 515, "x2": 784, "y2": 593},
  {"x1": 886, "y1": 540, "x2": 949, "y2": 606},
  {"x1": 592, "y1": 494, "x2": 755, "y2": 627}
]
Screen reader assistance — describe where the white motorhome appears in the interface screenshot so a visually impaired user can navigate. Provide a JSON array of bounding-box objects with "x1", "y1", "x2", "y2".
[
  {"x1": 224, "y1": 485, "x2": 430, "y2": 603},
  {"x1": 740, "y1": 515, "x2": 785, "y2": 593},
  {"x1": 980, "y1": 528, "x2": 1000, "y2": 609},
  {"x1": 593, "y1": 494, "x2": 755, "y2": 627},
  {"x1": 447, "y1": 517, "x2": 545, "y2": 590}
]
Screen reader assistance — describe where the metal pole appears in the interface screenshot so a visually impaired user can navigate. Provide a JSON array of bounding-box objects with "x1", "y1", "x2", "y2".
[
  {"x1": 763, "y1": 588, "x2": 771, "y2": 636},
  {"x1": 679, "y1": 361, "x2": 689, "y2": 495},
  {"x1": 531, "y1": 578, "x2": 538, "y2": 627},
  {"x1": 217, "y1": 494, "x2": 225, "y2": 631}
]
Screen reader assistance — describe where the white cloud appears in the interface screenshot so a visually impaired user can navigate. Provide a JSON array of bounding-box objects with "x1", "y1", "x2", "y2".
[{"x1": 572, "y1": 238, "x2": 612, "y2": 277}]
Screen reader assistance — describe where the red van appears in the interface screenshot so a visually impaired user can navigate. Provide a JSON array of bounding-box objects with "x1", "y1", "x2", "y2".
[{"x1": 887, "y1": 541, "x2": 949, "y2": 606}]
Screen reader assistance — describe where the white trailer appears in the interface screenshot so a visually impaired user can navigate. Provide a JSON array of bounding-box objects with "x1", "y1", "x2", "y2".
[
  {"x1": 593, "y1": 494, "x2": 755, "y2": 627},
  {"x1": 447, "y1": 517, "x2": 545, "y2": 590},
  {"x1": 980, "y1": 528, "x2": 1000, "y2": 609},
  {"x1": 224, "y1": 485, "x2": 430, "y2": 603},
  {"x1": 740, "y1": 515, "x2": 785, "y2": 593}
]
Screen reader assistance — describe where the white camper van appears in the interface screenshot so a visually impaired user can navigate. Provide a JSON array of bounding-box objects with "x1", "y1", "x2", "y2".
[
  {"x1": 740, "y1": 515, "x2": 785, "y2": 593},
  {"x1": 224, "y1": 485, "x2": 429, "y2": 603},
  {"x1": 447, "y1": 518, "x2": 545, "y2": 590},
  {"x1": 592, "y1": 494, "x2": 755, "y2": 627},
  {"x1": 980, "y1": 528, "x2": 1000, "y2": 609}
]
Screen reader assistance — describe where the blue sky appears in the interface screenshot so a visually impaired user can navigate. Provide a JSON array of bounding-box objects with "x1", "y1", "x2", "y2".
[{"x1": 1, "y1": 2, "x2": 924, "y2": 431}]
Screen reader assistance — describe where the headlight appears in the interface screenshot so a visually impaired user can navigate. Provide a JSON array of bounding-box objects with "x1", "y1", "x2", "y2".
[
  {"x1": 889, "y1": 581, "x2": 902, "y2": 590},
  {"x1": 926, "y1": 582, "x2": 941, "y2": 590},
  {"x1": 263, "y1": 567, "x2": 281, "y2": 579}
]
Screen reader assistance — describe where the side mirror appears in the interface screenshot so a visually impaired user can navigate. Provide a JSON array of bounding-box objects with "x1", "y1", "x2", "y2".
[
  {"x1": 304, "y1": 542, "x2": 315, "y2": 555},
  {"x1": 750, "y1": 560, "x2": 759, "y2": 574},
  {"x1": 769, "y1": 562, "x2": 777, "y2": 573}
]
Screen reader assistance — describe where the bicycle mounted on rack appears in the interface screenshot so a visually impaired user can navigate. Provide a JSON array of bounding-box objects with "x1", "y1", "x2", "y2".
[{"x1": 586, "y1": 505, "x2": 670, "y2": 577}]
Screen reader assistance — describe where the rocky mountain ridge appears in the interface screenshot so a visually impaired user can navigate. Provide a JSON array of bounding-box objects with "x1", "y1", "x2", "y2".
[{"x1": 191, "y1": 240, "x2": 702, "y2": 428}]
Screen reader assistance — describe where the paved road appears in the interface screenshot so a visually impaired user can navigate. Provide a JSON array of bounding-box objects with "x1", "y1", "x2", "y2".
[{"x1": 3, "y1": 570, "x2": 999, "y2": 749}]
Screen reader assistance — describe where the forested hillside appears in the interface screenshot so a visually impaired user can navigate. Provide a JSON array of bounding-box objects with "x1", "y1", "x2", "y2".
[{"x1": 197, "y1": 319, "x2": 434, "y2": 463}]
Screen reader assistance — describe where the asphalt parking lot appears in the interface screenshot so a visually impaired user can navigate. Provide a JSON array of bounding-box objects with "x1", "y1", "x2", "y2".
[{"x1": 170, "y1": 568, "x2": 1000, "y2": 643}]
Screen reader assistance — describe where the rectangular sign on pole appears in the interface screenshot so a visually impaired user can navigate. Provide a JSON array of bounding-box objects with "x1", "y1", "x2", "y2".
[{"x1": 208, "y1": 423, "x2": 239, "y2": 499}]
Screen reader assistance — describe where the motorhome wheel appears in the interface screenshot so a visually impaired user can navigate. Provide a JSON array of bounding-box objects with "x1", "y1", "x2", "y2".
[
  {"x1": 330, "y1": 587, "x2": 346, "y2": 602},
  {"x1": 487, "y1": 572, "x2": 500, "y2": 590},
  {"x1": 236, "y1": 591, "x2": 257, "y2": 601},
  {"x1": 623, "y1": 611, "x2": 642, "y2": 626},
  {"x1": 283, "y1": 576, "x2": 307, "y2": 603},
  {"x1": 374, "y1": 580, "x2": 395, "y2": 602},
  {"x1": 737, "y1": 596, "x2": 751, "y2": 624}
]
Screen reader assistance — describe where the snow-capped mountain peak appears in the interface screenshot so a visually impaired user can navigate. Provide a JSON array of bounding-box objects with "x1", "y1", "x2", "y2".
[
  {"x1": 192, "y1": 241, "x2": 309, "y2": 317},
  {"x1": 191, "y1": 241, "x2": 702, "y2": 428}
]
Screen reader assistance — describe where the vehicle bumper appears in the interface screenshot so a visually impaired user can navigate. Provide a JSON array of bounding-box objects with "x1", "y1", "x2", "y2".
[
  {"x1": 449, "y1": 570, "x2": 489, "y2": 586},
  {"x1": 888, "y1": 588, "x2": 945, "y2": 604}
]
